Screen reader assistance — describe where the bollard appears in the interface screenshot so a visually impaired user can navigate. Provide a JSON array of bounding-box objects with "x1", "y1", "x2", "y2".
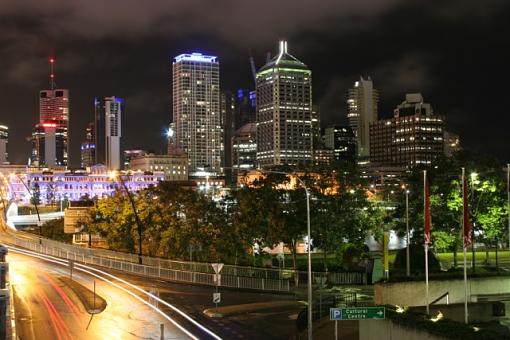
[
  {"x1": 0, "y1": 246, "x2": 7, "y2": 262},
  {"x1": 0, "y1": 263, "x2": 8, "y2": 289}
]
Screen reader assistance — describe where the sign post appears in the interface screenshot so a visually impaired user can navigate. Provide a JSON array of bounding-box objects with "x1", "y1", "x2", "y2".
[
  {"x1": 330, "y1": 307, "x2": 385, "y2": 320},
  {"x1": 211, "y1": 263, "x2": 224, "y2": 312}
]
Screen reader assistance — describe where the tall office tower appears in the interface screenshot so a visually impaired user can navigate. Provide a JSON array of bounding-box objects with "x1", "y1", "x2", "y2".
[
  {"x1": 235, "y1": 89, "x2": 256, "y2": 130},
  {"x1": 172, "y1": 53, "x2": 221, "y2": 175},
  {"x1": 29, "y1": 123, "x2": 66, "y2": 168},
  {"x1": 231, "y1": 122, "x2": 257, "y2": 181},
  {"x1": 94, "y1": 96, "x2": 124, "y2": 170},
  {"x1": 324, "y1": 125, "x2": 357, "y2": 162},
  {"x1": 221, "y1": 91, "x2": 235, "y2": 182},
  {"x1": 311, "y1": 105, "x2": 322, "y2": 149},
  {"x1": 0, "y1": 125, "x2": 8, "y2": 164},
  {"x1": 369, "y1": 93, "x2": 444, "y2": 167},
  {"x1": 80, "y1": 122, "x2": 96, "y2": 168},
  {"x1": 256, "y1": 41, "x2": 312, "y2": 167},
  {"x1": 346, "y1": 76, "x2": 379, "y2": 159},
  {"x1": 39, "y1": 58, "x2": 69, "y2": 165}
]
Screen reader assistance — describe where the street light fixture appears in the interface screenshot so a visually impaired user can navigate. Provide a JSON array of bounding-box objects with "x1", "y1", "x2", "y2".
[
  {"x1": 402, "y1": 185, "x2": 410, "y2": 277},
  {"x1": 109, "y1": 171, "x2": 144, "y2": 265}
]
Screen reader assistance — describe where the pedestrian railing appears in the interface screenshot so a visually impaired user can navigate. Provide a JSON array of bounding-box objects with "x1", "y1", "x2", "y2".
[
  {"x1": 11, "y1": 236, "x2": 291, "y2": 292},
  {"x1": 7, "y1": 231, "x2": 366, "y2": 287}
]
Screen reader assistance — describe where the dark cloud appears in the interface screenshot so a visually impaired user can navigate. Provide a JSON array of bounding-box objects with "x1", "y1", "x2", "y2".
[{"x1": 0, "y1": 0, "x2": 509, "y2": 165}]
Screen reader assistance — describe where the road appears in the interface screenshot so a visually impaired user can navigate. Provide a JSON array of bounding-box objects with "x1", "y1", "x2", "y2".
[{"x1": 9, "y1": 249, "x2": 193, "y2": 340}]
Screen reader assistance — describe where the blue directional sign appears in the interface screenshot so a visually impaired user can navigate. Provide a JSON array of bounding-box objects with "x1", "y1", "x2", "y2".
[{"x1": 330, "y1": 308, "x2": 342, "y2": 320}]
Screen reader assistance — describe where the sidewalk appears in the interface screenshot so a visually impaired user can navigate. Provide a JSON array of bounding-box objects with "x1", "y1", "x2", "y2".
[{"x1": 204, "y1": 300, "x2": 306, "y2": 317}]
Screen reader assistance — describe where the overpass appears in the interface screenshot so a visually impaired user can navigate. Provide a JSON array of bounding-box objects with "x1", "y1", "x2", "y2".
[{"x1": 5, "y1": 202, "x2": 64, "y2": 229}]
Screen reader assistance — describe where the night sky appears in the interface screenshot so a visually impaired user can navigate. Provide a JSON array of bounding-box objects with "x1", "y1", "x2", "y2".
[{"x1": 1, "y1": 0, "x2": 509, "y2": 167}]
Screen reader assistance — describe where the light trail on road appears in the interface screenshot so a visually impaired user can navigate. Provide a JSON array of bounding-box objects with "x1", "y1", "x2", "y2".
[{"x1": 7, "y1": 245, "x2": 222, "y2": 340}]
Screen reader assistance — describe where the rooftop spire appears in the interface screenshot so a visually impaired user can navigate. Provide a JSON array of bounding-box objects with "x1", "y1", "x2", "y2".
[
  {"x1": 276, "y1": 40, "x2": 288, "y2": 64},
  {"x1": 49, "y1": 57, "x2": 56, "y2": 90}
]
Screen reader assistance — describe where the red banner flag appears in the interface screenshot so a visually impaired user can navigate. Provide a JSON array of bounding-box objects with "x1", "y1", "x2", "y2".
[
  {"x1": 463, "y1": 172, "x2": 472, "y2": 247},
  {"x1": 424, "y1": 171, "x2": 431, "y2": 245}
]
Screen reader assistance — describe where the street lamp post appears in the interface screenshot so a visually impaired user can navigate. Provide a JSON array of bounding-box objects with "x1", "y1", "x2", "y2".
[
  {"x1": 12, "y1": 174, "x2": 42, "y2": 244},
  {"x1": 110, "y1": 172, "x2": 144, "y2": 265},
  {"x1": 403, "y1": 186, "x2": 410, "y2": 277},
  {"x1": 246, "y1": 169, "x2": 312, "y2": 339}
]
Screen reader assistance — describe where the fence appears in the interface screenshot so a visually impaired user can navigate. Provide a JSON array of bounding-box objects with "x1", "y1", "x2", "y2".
[
  {"x1": 11, "y1": 236, "x2": 290, "y2": 293},
  {"x1": 9, "y1": 231, "x2": 367, "y2": 286}
]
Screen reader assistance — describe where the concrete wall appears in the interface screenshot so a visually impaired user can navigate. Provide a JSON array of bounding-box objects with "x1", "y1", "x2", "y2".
[
  {"x1": 375, "y1": 276, "x2": 510, "y2": 306},
  {"x1": 359, "y1": 319, "x2": 446, "y2": 340}
]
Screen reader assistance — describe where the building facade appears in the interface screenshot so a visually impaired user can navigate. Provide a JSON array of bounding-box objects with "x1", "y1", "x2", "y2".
[
  {"x1": 129, "y1": 153, "x2": 188, "y2": 181},
  {"x1": 30, "y1": 123, "x2": 67, "y2": 168},
  {"x1": 94, "y1": 96, "x2": 124, "y2": 170},
  {"x1": 80, "y1": 122, "x2": 96, "y2": 168},
  {"x1": 0, "y1": 125, "x2": 8, "y2": 164},
  {"x1": 256, "y1": 41, "x2": 312, "y2": 167},
  {"x1": 235, "y1": 89, "x2": 256, "y2": 130},
  {"x1": 324, "y1": 125, "x2": 356, "y2": 162},
  {"x1": 369, "y1": 93, "x2": 444, "y2": 167},
  {"x1": 232, "y1": 122, "x2": 257, "y2": 180},
  {"x1": 39, "y1": 89, "x2": 69, "y2": 165},
  {"x1": 8, "y1": 166, "x2": 164, "y2": 205},
  {"x1": 443, "y1": 130, "x2": 460, "y2": 157},
  {"x1": 347, "y1": 77, "x2": 379, "y2": 159},
  {"x1": 172, "y1": 53, "x2": 221, "y2": 176}
]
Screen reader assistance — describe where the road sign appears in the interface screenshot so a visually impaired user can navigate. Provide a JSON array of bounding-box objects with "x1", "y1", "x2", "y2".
[
  {"x1": 213, "y1": 292, "x2": 221, "y2": 304},
  {"x1": 211, "y1": 263, "x2": 224, "y2": 274},
  {"x1": 330, "y1": 307, "x2": 385, "y2": 320},
  {"x1": 330, "y1": 308, "x2": 342, "y2": 320},
  {"x1": 213, "y1": 274, "x2": 221, "y2": 286}
]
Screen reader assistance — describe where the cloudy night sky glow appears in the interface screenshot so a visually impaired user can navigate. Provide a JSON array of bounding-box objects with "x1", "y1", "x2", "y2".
[{"x1": 0, "y1": 0, "x2": 508, "y2": 166}]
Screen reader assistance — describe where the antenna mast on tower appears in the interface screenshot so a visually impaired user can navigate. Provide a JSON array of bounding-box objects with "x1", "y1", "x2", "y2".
[{"x1": 49, "y1": 57, "x2": 56, "y2": 90}]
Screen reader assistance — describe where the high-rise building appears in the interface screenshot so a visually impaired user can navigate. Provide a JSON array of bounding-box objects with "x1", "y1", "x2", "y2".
[
  {"x1": 235, "y1": 89, "x2": 256, "y2": 130},
  {"x1": 221, "y1": 91, "x2": 235, "y2": 179},
  {"x1": 36, "y1": 58, "x2": 70, "y2": 166},
  {"x1": 29, "y1": 123, "x2": 66, "y2": 168},
  {"x1": 172, "y1": 53, "x2": 221, "y2": 176},
  {"x1": 80, "y1": 122, "x2": 95, "y2": 168},
  {"x1": 94, "y1": 96, "x2": 124, "y2": 170},
  {"x1": 0, "y1": 125, "x2": 8, "y2": 164},
  {"x1": 369, "y1": 93, "x2": 444, "y2": 167},
  {"x1": 347, "y1": 76, "x2": 379, "y2": 159},
  {"x1": 256, "y1": 41, "x2": 312, "y2": 167},
  {"x1": 232, "y1": 122, "x2": 257, "y2": 180},
  {"x1": 324, "y1": 126, "x2": 356, "y2": 162}
]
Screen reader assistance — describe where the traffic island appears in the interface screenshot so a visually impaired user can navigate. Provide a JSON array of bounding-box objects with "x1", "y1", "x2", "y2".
[
  {"x1": 203, "y1": 300, "x2": 306, "y2": 318},
  {"x1": 58, "y1": 277, "x2": 107, "y2": 314}
]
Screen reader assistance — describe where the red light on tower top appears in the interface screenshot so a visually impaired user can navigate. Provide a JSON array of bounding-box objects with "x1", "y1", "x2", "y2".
[{"x1": 49, "y1": 58, "x2": 55, "y2": 63}]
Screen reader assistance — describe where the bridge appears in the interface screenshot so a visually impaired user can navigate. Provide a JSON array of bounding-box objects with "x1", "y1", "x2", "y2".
[{"x1": 5, "y1": 202, "x2": 64, "y2": 229}]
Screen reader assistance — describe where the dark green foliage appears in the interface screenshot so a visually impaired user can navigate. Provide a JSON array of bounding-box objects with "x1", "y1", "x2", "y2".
[{"x1": 393, "y1": 244, "x2": 441, "y2": 274}]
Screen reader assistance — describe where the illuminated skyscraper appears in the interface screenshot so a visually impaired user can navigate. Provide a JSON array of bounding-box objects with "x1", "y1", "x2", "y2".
[
  {"x1": 37, "y1": 58, "x2": 70, "y2": 165},
  {"x1": 94, "y1": 96, "x2": 123, "y2": 170},
  {"x1": 256, "y1": 41, "x2": 312, "y2": 167},
  {"x1": 80, "y1": 122, "x2": 95, "y2": 168},
  {"x1": 172, "y1": 53, "x2": 221, "y2": 175},
  {"x1": 347, "y1": 76, "x2": 379, "y2": 159}
]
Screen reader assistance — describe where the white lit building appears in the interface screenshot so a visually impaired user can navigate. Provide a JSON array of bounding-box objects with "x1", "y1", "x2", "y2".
[
  {"x1": 172, "y1": 53, "x2": 221, "y2": 176},
  {"x1": 95, "y1": 96, "x2": 123, "y2": 170},
  {"x1": 129, "y1": 153, "x2": 188, "y2": 181},
  {"x1": 8, "y1": 165, "x2": 164, "y2": 205},
  {"x1": 256, "y1": 41, "x2": 313, "y2": 167},
  {"x1": 347, "y1": 77, "x2": 379, "y2": 159}
]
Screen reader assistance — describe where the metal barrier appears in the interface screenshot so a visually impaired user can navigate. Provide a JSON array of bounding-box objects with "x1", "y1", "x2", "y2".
[
  {"x1": 11, "y1": 236, "x2": 290, "y2": 292},
  {"x1": 8, "y1": 231, "x2": 366, "y2": 287}
]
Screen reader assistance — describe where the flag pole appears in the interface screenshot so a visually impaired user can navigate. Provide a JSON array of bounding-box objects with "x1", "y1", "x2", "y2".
[
  {"x1": 462, "y1": 167, "x2": 469, "y2": 324},
  {"x1": 424, "y1": 170, "x2": 430, "y2": 316}
]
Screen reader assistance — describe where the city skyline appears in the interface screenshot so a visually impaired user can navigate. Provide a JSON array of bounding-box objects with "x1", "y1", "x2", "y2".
[{"x1": 0, "y1": 0, "x2": 508, "y2": 166}]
